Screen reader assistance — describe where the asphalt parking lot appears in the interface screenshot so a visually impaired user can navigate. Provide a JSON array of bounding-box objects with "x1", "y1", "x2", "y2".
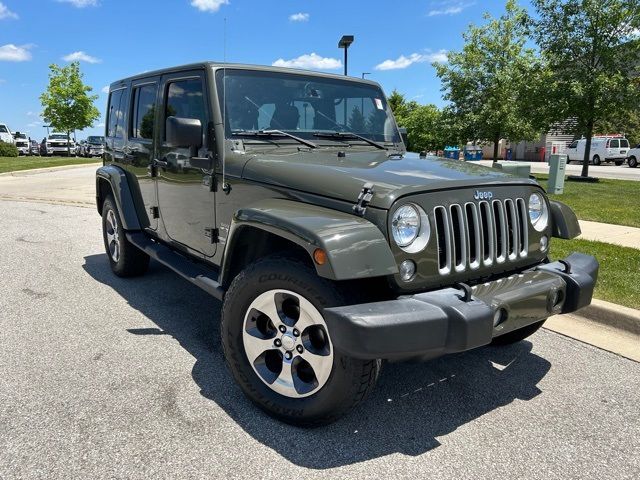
[{"x1": 1, "y1": 198, "x2": 639, "y2": 479}]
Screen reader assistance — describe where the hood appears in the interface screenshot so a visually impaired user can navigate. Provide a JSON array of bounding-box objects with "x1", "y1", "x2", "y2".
[{"x1": 241, "y1": 150, "x2": 536, "y2": 209}]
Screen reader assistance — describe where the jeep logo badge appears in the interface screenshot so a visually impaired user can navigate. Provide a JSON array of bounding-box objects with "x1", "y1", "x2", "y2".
[{"x1": 473, "y1": 190, "x2": 493, "y2": 201}]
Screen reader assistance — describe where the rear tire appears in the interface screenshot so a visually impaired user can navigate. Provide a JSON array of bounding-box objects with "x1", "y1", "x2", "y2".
[
  {"x1": 491, "y1": 320, "x2": 546, "y2": 346},
  {"x1": 592, "y1": 155, "x2": 601, "y2": 166},
  {"x1": 221, "y1": 256, "x2": 380, "y2": 427},
  {"x1": 629, "y1": 156, "x2": 638, "y2": 168},
  {"x1": 101, "y1": 195, "x2": 150, "y2": 277}
]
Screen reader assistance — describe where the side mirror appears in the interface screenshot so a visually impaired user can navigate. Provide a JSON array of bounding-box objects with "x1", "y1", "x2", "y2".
[
  {"x1": 166, "y1": 116, "x2": 203, "y2": 149},
  {"x1": 398, "y1": 127, "x2": 408, "y2": 147}
]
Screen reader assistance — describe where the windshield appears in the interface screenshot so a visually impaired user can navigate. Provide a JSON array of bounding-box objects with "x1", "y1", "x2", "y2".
[
  {"x1": 88, "y1": 136, "x2": 104, "y2": 144},
  {"x1": 0, "y1": 125, "x2": 7, "y2": 133},
  {"x1": 216, "y1": 69, "x2": 401, "y2": 145},
  {"x1": 15, "y1": 134, "x2": 27, "y2": 139},
  {"x1": 50, "y1": 134, "x2": 69, "y2": 140}
]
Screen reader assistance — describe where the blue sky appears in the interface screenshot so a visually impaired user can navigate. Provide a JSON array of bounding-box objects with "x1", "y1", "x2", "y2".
[{"x1": 0, "y1": 0, "x2": 532, "y2": 139}]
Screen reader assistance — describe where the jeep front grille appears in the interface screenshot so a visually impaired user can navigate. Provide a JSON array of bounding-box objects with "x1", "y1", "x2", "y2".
[{"x1": 434, "y1": 199, "x2": 528, "y2": 275}]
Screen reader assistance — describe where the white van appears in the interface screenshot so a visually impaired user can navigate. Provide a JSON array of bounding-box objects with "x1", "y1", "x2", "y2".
[
  {"x1": 566, "y1": 135, "x2": 630, "y2": 166},
  {"x1": 0, "y1": 123, "x2": 14, "y2": 144}
]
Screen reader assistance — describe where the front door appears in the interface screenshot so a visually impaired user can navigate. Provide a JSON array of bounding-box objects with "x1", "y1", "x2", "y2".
[{"x1": 156, "y1": 70, "x2": 216, "y2": 257}]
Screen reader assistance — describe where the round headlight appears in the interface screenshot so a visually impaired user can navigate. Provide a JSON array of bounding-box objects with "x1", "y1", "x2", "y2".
[
  {"x1": 529, "y1": 193, "x2": 549, "y2": 232},
  {"x1": 391, "y1": 204, "x2": 431, "y2": 253},
  {"x1": 392, "y1": 205, "x2": 420, "y2": 247}
]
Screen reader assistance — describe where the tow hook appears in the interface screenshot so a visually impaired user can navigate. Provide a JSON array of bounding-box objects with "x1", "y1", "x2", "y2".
[
  {"x1": 558, "y1": 259, "x2": 572, "y2": 274},
  {"x1": 455, "y1": 282, "x2": 473, "y2": 302}
]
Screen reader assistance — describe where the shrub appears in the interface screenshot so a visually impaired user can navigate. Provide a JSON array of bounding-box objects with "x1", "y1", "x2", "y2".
[{"x1": 0, "y1": 141, "x2": 19, "y2": 157}]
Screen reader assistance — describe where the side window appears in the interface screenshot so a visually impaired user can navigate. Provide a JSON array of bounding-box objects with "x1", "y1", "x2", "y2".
[
  {"x1": 165, "y1": 78, "x2": 206, "y2": 139},
  {"x1": 620, "y1": 139, "x2": 629, "y2": 148},
  {"x1": 106, "y1": 90, "x2": 122, "y2": 138},
  {"x1": 609, "y1": 139, "x2": 619, "y2": 148},
  {"x1": 131, "y1": 84, "x2": 157, "y2": 139},
  {"x1": 107, "y1": 89, "x2": 127, "y2": 138}
]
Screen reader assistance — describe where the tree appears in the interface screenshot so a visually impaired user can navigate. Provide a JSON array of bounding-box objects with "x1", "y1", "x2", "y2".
[
  {"x1": 435, "y1": 0, "x2": 543, "y2": 163},
  {"x1": 531, "y1": 0, "x2": 640, "y2": 177},
  {"x1": 40, "y1": 62, "x2": 100, "y2": 155},
  {"x1": 596, "y1": 109, "x2": 640, "y2": 146},
  {"x1": 387, "y1": 90, "x2": 446, "y2": 151},
  {"x1": 348, "y1": 105, "x2": 366, "y2": 132}
]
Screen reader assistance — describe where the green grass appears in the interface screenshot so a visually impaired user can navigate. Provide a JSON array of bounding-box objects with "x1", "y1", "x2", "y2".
[
  {"x1": 550, "y1": 237, "x2": 640, "y2": 309},
  {"x1": 0, "y1": 156, "x2": 101, "y2": 174},
  {"x1": 534, "y1": 174, "x2": 640, "y2": 228}
]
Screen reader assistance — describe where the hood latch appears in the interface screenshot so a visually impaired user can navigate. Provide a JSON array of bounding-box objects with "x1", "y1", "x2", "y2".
[{"x1": 352, "y1": 183, "x2": 374, "y2": 216}]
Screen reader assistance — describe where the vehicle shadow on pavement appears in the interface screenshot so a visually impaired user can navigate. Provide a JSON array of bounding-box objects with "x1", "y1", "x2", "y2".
[{"x1": 83, "y1": 254, "x2": 552, "y2": 469}]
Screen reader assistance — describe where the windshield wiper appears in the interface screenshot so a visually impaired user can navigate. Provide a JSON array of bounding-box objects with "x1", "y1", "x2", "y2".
[
  {"x1": 232, "y1": 129, "x2": 317, "y2": 149},
  {"x1": 312, "y1": 131, "x2": 386, "y2": 150}
]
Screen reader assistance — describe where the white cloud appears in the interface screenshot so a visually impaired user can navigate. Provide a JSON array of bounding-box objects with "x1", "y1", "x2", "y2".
[
  {"x1": 27, "y1": 121, "x2": 42, "y2": 127},
  {"x1": 375, "y1": 50, "x2": 448, "y2": 70},
  {"x1": 0, "y1": 2, "x2": 18, "y2": 19},
  {"x1": 427, "y1": 1, "x2": 474, "y2": 17},
  {"x1": 0, "y1": 44, "x2": 33, "y2": 62},
  {"x1": 272, "y1": 53, "x2": 341, "y2": 70},
  {"x1": 101, "y1": 85, "x2": 109, "y2": 93},
  {"x1": 57, "y1": 0, "x2": 98, "y2": 7},
  {"x1": 97, "y1": 122, "x2": 105, "y2": 128},
  {"x1": 289, "y1": 12, "x2": 309, "y2": 22},
  {"x1": 190, "y1": 0, "x2": 229, "y2": 12},
  {"x1": 62, "y1": 51, "x2": 101, "y2": 63}
]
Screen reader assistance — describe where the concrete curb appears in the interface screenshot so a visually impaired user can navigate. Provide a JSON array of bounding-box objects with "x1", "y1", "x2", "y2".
[
  {"x1": 0, "y1": 161, "x2": 100, "y2": 177},
  {"x1": 579, "y1": 299, "x2": 640, "y2": 335}
]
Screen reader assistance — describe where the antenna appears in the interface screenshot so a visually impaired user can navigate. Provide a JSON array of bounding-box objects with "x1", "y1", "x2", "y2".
[{"x1": 221, "y1": 17, "x2": 228, "y2": 194}]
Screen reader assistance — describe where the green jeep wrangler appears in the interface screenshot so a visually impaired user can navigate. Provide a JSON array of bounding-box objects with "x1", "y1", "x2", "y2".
[{"x1": 96, "y1": 62, "x2": 598, "y2": 426}]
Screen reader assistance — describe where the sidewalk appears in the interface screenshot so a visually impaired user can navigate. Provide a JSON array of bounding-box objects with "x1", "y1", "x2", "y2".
[{"x1": 578, "y1": 220, "x2": 640, "y2": 249}]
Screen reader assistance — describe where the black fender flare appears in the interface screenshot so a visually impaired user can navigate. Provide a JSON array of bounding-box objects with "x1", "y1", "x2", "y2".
[
  {"x1": 220, "y1": 198, "x2": 398, "y2": 283},
  {"x1": 549, "y1": 200, "x2": 581, "y2": 239},
  {"x1": 95, "y1": 164, "x2": 144, "y2": 230}
]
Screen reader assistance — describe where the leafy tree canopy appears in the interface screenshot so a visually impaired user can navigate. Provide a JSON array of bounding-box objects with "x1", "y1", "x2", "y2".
[{"x1": 40, "y1": 62, "x2": 100, "y2": 153}]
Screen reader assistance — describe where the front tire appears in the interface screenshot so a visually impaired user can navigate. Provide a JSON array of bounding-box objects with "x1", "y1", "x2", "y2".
[
  {"x1": 221, "y1": 256, "x2": 380, "y2": 427},
  {"x1": 629, "y1": 156, "x2": 638, "y2": 168},
  {"x1": 491, "y1": 320, "x2": 546, "y2": 345},
  {"x1": 101, "y1": 196, "x2": 150, "y2": 277}
]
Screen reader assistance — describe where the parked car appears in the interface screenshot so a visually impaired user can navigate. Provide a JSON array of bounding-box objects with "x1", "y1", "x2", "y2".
[
  {"x1": 626, "y1": 144, "x2": 639, "y2": 168},
  {"x1": 29, "y1": 139, "x2": 41, "y2": 156},
  {"x1": 12, "y1": 132, "x2": 30, "y2": 155},
  {"x1": 0, "y1": 123, "x2": 14, "y2": 144},
  {"x1": 96, "y1": 62, "x2": 598, "y2": 426},
  {"x1": 82, "y1": 136, "x2": 105, "y2": 157},
  {"x1": 42, "y1": 133, "x2": 75, "y2": 156},
  {"x1": 566, "y1": 135, "x2": 630, "y2": 165}
]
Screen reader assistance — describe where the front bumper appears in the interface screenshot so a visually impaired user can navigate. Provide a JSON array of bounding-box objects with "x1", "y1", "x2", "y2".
[{"x1": 324, "y1": 253, "x2": 598, "y2": 360}]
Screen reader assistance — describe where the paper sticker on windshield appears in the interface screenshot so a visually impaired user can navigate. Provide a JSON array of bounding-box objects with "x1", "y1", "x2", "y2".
[{"x1": 374, "y1": 98, "x2": 384, "y2": 110}]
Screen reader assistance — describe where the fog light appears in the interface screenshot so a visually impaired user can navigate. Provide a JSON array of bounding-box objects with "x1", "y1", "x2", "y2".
[
  {"x1": 540, "y1": 235, "x2": 548, "y2": 251},
  {"x1": 493, "y1": 308, "x2": 508, "y2": 327},
  {"x1": 399, "y1": 260, "x2": 416, "y2": 281}
]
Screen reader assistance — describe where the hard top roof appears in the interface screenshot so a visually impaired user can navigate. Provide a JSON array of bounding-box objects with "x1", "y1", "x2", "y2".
[{"x1": 108, "y1": 61, "x2": 380, "y2": 90}]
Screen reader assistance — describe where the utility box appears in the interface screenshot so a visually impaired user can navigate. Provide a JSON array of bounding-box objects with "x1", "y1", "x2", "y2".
[
  {"x1": 493, "y1": 161, "x2": 531, "y2": 178},
  {"x1": 548, "y1": 154, "x2": 567, "y2": 194}
]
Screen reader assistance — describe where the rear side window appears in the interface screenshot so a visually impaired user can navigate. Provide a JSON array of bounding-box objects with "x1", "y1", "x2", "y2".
[
  {"x1": 131, "y1": 84, "x2": 157, "y2": 139},
  {"x1": 107, "y1": 89, "x2": 126, "y2": 138},
  {"x1": 165, "y1": 78, "x2": 206, "y2": 139}
]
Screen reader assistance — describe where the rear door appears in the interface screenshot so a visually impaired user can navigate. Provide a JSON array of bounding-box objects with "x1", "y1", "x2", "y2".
[
  {"x1": 126, "y1": 77, "x2": 160, "y2": 230},
  {"x1": 155, "y1": 70, "x2": 216, "y2": 257},
  {"x1": 105, "y1": 87, "x2": 129, "y2": 165}
]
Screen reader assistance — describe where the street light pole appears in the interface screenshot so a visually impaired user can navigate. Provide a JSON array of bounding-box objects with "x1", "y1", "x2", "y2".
[
  {"x1": 338, "y1": 35, "x2": 354, "y2": 76},
  {"x1": 362, "y1": 72, "x2": 370, "y2": 79}
]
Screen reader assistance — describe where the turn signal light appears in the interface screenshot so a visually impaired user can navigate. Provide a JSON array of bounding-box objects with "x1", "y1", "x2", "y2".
[{"x1": 313, "y1": 248, "x2": 327, "y2": 265}]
